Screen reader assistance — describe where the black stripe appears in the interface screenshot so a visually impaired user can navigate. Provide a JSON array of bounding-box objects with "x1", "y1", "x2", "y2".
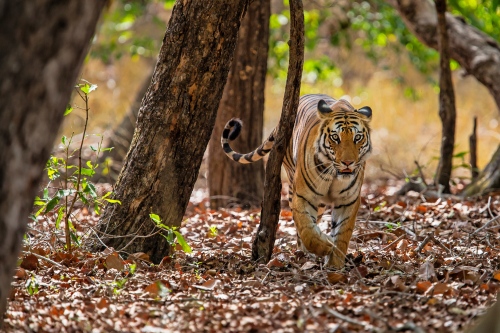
[
  {"x1": 340, "y1": 172, "x2": 359, "y2": 194},
  {"x1": 233, "y1": 153, "x2": 242, "y2": 162},
  {"x1": 331, "y1": 216, "x2": 349, "y2": 231},
  {"x1": 334, "y1": 197, "x2": 358, "y2": 209},
  {"x1": 223, "y1": 143, "x2": 232, "y2": 154},
  {"x1": 296, "y1": 194, "x2": 317, "y2": 211},
  {"x1": 222, "y1": 128, "x2": 231, "y2": 139},
  {"x1": 244, "y1": 152, "x2": 254, "y2": 162}
]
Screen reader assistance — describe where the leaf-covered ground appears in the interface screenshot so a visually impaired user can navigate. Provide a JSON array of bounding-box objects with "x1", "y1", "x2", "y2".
[{"x1": 4, "y1": 181, "x2": 500, "y2": 332}]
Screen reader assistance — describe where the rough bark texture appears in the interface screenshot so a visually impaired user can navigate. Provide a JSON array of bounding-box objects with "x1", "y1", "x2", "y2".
[
  {"x1": 387, "y1": 0, "x2": 500, "y2": 112},
  {"x1": 94, "y1": 0, "x2": 249, "y2": 263},
  {"x1": 208, "y1": 0, "x2": 270, "y2": 209},
  {"x1": 434, "y1": 0, "x2": 456, "y2": 194},
  {"x1": 387, "y1": 0, "x2": 500, "y2": 196},
  {"x1": 0, "y1": 0, "x2": 105, "y2": 324},
  {"x1": 252, "y1": 0, "x2": 304, "y2": 264},
  {"x1": 463, "y1": 146, "x2": 500, "y2": 196},
  {"x1": 93, "y1": 67, "x2": 154, "y2": 183}
]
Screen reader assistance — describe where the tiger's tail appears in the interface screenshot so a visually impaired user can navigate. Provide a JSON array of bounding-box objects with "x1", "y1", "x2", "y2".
[{"x1": 221, "y1": 118, "x2": 276, "y2": 164}]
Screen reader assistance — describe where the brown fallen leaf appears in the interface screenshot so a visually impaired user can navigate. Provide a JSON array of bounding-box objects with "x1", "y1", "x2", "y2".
[
  {"x1": 20, "y1": 254, "x2": 39, "y2": 271},
  {"x1": 492, "y1": 270, "x2": 500, "y2": 282},
  {"x1": 419, "y1": 261, "x2": 436, "y2": 281},
  {"x1": 433, "y1": 282, "x2": 450, "y2": 295},
  {"x1": 267, "y1": 257, "x2": 284, "y2": 268},
  {"x1": 128, "y1": 252, "x2": 150, "y2": 262},
  {"x1": 96, "y1": 298, "x2": 109, "y2": 309},
  {"x1": 15, "y1": 267, "x2": 27, "y2": 279},
  {"x1": 144, "y1": 280, "x2": 171, "y2": 296},
  {"x1": 327, "y1": 272, "x2": 347, "y2": 284},
  {"x1": 193, "y1": 278, "x2": 220, "y2": 291},
  {"x1": 416, "y1": 280, "x2": 432, "y2": 293},
  {"x1": 300, "y1": 261, "x2": 316, "y2": 270},
  {"x1": 105, "y1": 254, "x2": 124, "y2": 272}
]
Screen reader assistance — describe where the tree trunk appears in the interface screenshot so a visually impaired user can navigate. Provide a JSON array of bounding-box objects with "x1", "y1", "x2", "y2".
[
  {"x1": 434, "y1": 0, "x2": 456, "y2": 194},
  {"x1": 386, "y1": 0, "x2": 500, "y2": 196},
  {"x1": 208, "y1": 0, "x2": 270, "y2": 209},
  {"x1": 463, "y1": 146, "x2": 500, "y2": 196},
  {"x1": 0, "y1": 1, "x2": 105, "y2": 324},
  {"x1": 252, "y1": 0, "x2": 304, "y2": 264},
  {"x1": 93, "y1": 66, "x2": 154, "y2": 183},
  {"x1": 93, "y1": 0, "x2": 249, "y2": 264}
]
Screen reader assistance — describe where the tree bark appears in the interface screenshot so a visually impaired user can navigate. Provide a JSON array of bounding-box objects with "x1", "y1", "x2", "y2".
[
  {"x1": 0, "y1": 0, "x2": 105, "y2": 324},
  {"x1": 387, "y1": 0, "x2": 500, "y2": 196},
  {"x1": 94, "y1": 0, "x2": 249, "y2": 263},
  {"x1": 463, "y1": 146, "x2": 500, "y2": 196},
  {"x1": 252, "y1": 0, "x2": 304, "y2": 264},
  {"x1": 434, "y1": 0, "x2": 456, "y2": 194},
  {"x1": 208, "y1": 0, "x2": 270, "y2": 209}
]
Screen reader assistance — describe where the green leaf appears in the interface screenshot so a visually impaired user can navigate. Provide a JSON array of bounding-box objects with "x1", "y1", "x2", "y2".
[
  {"x1": 70, "y1": 231, "x2": 80, "y2": 246},
  {"x1": 104, "y1": 198, "x2": 122, "y2": 204},
  {"x1": 173, "y1": 231, "x2": 192, "y2": 253},
  {"x1": 64, "y1": 105, "x2": 73, "y2": 116},
  {"x1": 89, "y1": 145, "x2": 97, "y2": 152},
  {"x1": 453, "y1": 151, "x2": 468, "y2": 158},
  {"x1": 61, "y1": 135, "x2": 67, "y2": 145},
  {"x1": 150, "y1": 213, "x2": 161, "y2": 224},
  {"x1": 43, "y1": 188, "x2": 49, "y2": 200},
  {"x1": 56, "y1": 206, "x2": 64, "y2": 229},
  {"x1": 44, "y1": 196, "x2": 61, "y2": 213},
  {"x1": 78, "y1": 167, "x2": 95, "y2": 176}
]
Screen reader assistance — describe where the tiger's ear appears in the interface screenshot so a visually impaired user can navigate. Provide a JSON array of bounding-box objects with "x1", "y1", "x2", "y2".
[
  {"x1": 317, "y1": 99, "x2": 333, "y2": 118},
  {"x1": 357, "y1": 106, "x2": 372, "y2": 120}
]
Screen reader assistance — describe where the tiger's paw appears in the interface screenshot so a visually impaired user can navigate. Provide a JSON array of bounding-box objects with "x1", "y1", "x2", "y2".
[{"x1": 325, "y1": 252, "x2": 345, "y2": 269}]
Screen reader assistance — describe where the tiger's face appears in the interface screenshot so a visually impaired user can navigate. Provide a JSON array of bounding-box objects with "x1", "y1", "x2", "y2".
[{"x1": 317, "y1": 99, "x2": 372, "y2": 177}]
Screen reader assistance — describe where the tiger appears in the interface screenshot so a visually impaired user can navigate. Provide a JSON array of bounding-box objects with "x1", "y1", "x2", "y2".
[{"x1": 221, "y1": 94, "x2": 372, "y2": 268}]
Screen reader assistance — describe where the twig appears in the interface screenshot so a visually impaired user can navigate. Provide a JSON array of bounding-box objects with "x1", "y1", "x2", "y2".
[
  {"x1": 381, "y1": 234, "x2": 406, "y2": 251},
  {"x1": 414, "y1": 160, "x2": 428, "y2": 186},
  {"x1": 24, "y1": 251, "x2": 66, "y2": 269},
  {"x1": 322, "y1": 304, "x2": 380, "y2": 332},
  {"x1": 472, "y1": 214, "x2": 500, "y2": 235},
  {"x1": 415, "y1": 232, "x2": 453, "y2": 255},
  {"x1": 415, "y1": 232, "x2": 433, "y2": 254}
]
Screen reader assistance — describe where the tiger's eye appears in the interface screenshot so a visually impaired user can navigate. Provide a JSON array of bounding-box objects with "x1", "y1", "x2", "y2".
[
  {"x1": 354, "y1": 134, "x2": 362, "y2": 142},
  {"x1": 332, "y1": 133, "x2": 339, "y2": 141}
]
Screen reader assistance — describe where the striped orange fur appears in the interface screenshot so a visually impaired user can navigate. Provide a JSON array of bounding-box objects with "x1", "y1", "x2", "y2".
[{"x1": 221, "y1": 94, "x2": 372, "y2": 268}]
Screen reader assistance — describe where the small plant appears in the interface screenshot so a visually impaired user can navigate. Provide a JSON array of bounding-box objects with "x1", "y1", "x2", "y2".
[
  {"x1": 208, "y1": 225, "x2": 218, "y2": 237},
  {"x1": 32, "y1": 80, "x2": 120, "y2": 254},
  {"x1": 149, "y1": 213, "x2": 192, "y2": 254}
]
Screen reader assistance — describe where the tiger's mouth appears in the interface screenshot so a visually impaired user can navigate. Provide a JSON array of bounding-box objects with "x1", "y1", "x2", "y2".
[{"x1": 338, "y1": 168, "x2": 354, "y2": 175}]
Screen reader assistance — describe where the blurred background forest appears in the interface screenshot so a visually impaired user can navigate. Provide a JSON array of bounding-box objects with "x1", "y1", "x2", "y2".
[{"x1": 66, "y1": 0, "x2": 500, "y2": 182}]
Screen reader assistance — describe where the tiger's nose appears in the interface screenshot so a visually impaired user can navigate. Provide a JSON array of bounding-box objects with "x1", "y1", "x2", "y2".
[{"x1": 341, "y1": 160, "x2": 354, "y2": 167}]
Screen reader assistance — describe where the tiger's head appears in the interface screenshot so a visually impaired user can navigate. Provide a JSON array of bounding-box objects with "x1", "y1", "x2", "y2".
[{"x1": 316, "y1": 99, "x2": 372, "y2": 177}]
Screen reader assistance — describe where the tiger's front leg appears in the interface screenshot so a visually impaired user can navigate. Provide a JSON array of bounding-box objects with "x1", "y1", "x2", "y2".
[
  {"x1": 292, "y1": 193, "x2": 335, "y2": 258},
  {"x1": 326, "y1": 196, "x2": 361, "y2": 268}
]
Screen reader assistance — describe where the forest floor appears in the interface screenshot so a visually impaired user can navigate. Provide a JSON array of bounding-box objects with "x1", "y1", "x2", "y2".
[{"x1": 3, "y1": 180, "x2": 500, "y2": 333}]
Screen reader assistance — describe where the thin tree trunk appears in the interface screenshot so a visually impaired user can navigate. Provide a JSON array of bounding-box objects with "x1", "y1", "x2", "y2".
[
  {"x1": 386, "y1": 0, "x2": 500, "y2": 196},
  {"x1": 0, "y1": 1, "x2": 105, "y2": 324},
  {"x1": 208, "y1": 0, "x2": 270, "y2": 209},
  {"x1": 434, "y1": 0, "x2": 456, "y2": 194},
  {"x1": 252, "y1": 0, "x2": 304, "y2": 264},
  {"x1": 469, "y1": 117, "x2": 478, "y2": 180},
  {"x1": 93, "y1": 0, "x2": 249, "y2": 264}
]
